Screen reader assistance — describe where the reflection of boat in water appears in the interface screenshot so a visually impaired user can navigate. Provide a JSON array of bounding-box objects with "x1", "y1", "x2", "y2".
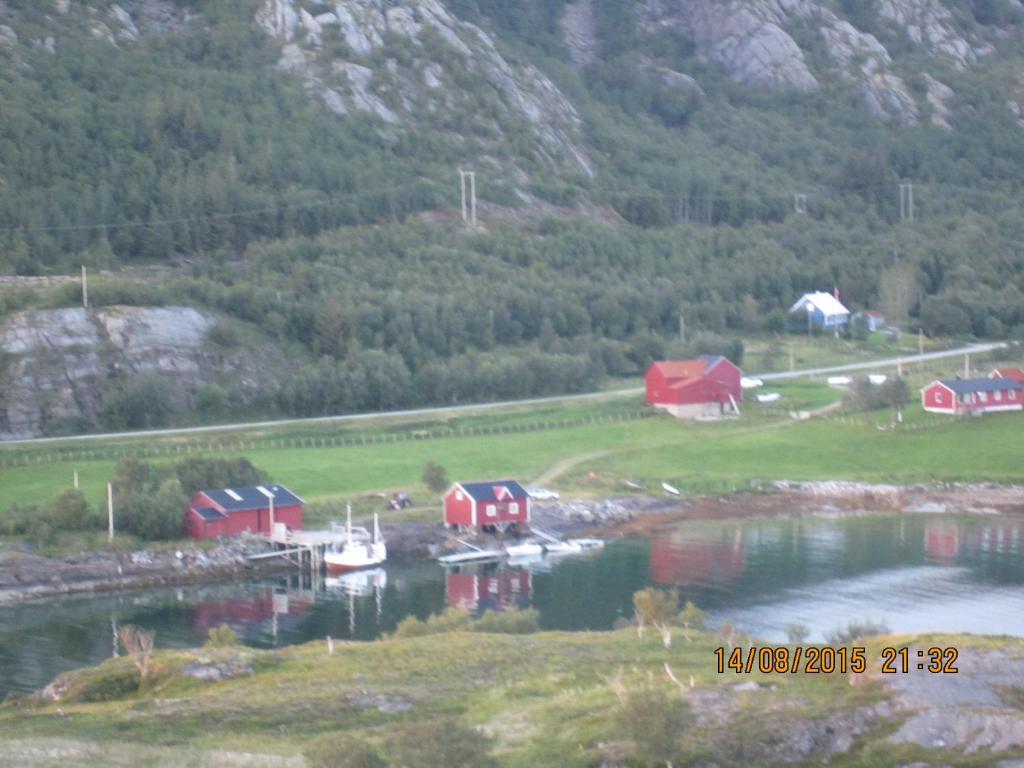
[
  {"x1": 325, "y1": 568, "x2": 387, "y2": 596},
  {"x1": 324, "y1": 506, "x2": 386, "y2": 574}
]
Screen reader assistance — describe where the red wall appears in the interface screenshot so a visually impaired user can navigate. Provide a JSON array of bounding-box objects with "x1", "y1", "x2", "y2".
[
  {"x1": 444, "y1": 486, "x2": 475, "y2": 526},
  {"x1": 922, "y1": 383, "x2": 955, "y2": 412},
  {"x1": 446, "y1": 569, "x2": 532, "y2": 611},
  {"x1": 646, "y1": 359, "x2": 742, "y2": 406}
]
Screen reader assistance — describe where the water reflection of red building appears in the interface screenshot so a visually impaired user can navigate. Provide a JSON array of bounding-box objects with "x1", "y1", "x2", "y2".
[
  {"x1": 445, "y1": 567, "x2": 532, "y2": 612},
  {"x1": 192, "y1": 591, "x2": 309, "y2": 636},
  {"x1": 649, "y1": 527, "x2": 745, "y2": 586},
  {"x1": 924, "y1": 521, "x2": 960, "y2": 562}
]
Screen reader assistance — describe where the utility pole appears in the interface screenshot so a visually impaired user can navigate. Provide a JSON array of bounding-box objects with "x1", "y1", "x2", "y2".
[
  {"x1": 679, "y1": 314, "x2": 685, "y2": 344},
  {"x1": 107, "y1": 482, "x2": 114, "y2": 542},
  {"x1": 81, "y1": 265, "x2": 88, "y2": 308},
  {"x1": 899, "y1": 183, "x2": 914, "y2": 222},
  {"x1": 459, "y1": 169, "x2": 477, "y2": 228},
  {"x1": 964, "y1": 353, "x2": 970, "y2": 379},
  {"x1": 73, "y1": 469, "x2": 79, "y2": 490},
  {"x1": 789, "y1": 349, "x2": 795, "y2": 372},
  {"x1": 918, "y1": 328, "x2": 924, "y2": 369}
]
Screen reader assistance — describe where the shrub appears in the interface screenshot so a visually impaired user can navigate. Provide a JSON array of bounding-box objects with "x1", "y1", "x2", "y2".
[
  {"x1": 392, "y1": 607, "x2": 471, "y2": 638},
  {"x1": 304, "y1": 733, "x2": 386, "y2": 768},
  {"x1": 632, "y1": 587, "x2": 678, "y2": 636},
  {"x1": 675, "y1": 600, "x2": 706, "y2": 631},
  {"x1": 204, "y1": 624, "x2": 239, "y2": 648},
  {"x1": 618, "y1": 686, "x2": 693, "y2": 767},
  {"x1": 828, "y1": 619, "x2": 890, "y2": 644},
  {"x1": 387, "y1": 717, "x2": 497, "y2": 768},
  {"x1": 421, "y1": 461, "x2": 449, "y2": 494},
  {"x1": 471, "y1": 607, "x2": 540, "y2": 634},
  {"x1": 44, "y1": 489, "x2": 92, "y2": 531},
  {"x1": 63, "y1": 664, "x2": 140, "y2": 703}
]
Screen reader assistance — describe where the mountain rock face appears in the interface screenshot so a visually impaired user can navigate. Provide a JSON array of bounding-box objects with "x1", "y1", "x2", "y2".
[
  {"x1": 255, "y1": 0, "x2": 593, "y2": 177},
  {"x1": 0, "y1": 307, "x2": 274, "y2": 438},
  {"x1": 631, "y1": 0, "x2": 995, "y2": 126}
]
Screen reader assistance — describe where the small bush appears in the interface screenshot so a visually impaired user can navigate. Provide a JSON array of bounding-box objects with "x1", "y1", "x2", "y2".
[
  {"x1": 63, "y1": 664, "x2": 140, "y2": 703},
  {"x1": 675, "y1": 600, "x2": 706, "y2": 631},
  {"x1": 392, "y1": 607, "x2": 471, "y2": 638},
  {"x1": 619, "y1": 686, "x2": 693, "y2": 767},
  {"x1": 471, "y1": 607, "x2": 540, "y2": 634},
  {"x1": 421, "y1": 461, "x2": 449, "y2": 494},
  {"x1": 828, "y1": 619, "x2": 890, "y2": 644},
  {"x1": 44, "y1": 489, "x2": 92, "y2": 531},
  {"x1": 304, "y1": 733, "x2": 386, "y2": 768},
  {"x1": 204, "y1": 624, "x2": 239, "y2": 648},
  {"x1": 387, "y1": 717, "x2": 497, "y2": 768}
]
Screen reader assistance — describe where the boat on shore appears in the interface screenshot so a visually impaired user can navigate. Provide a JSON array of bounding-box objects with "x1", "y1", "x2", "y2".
[
  {"x1": 504, "y1": 540, "x2": 544, "y2": 559},
  {"x1": 324, "y1": 507, "x2": 387, "y2": 574},
  {"x1": 438, "y1": 538, "x2": 505, "y2": 565}
]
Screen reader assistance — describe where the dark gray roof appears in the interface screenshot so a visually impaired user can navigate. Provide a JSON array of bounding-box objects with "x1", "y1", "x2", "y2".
[
  {"x1": 938, "y1": 378, "x2": 1023, "y2": 395},
  {"x1": 193, "y1": 507, "x2": 228, "y2": 522},
  {"x1": 458, "y1": 480, "x2": 529, "y2": 502},
  {"x1": 202, "y1": 485, "x2": 303, "y2": 511}
]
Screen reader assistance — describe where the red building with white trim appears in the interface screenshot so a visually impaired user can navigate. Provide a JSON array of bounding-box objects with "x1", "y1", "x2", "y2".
[
  {"x1": 645, "y1": 356, "x2": 743, "y2": 419},
  {"x1": 184, "y1": 484, "x2": 304, "y2": 539},
  {"x1": 443, "y1": 480, "x2": 530, "y2": 531},
  {"x1": 921, "y1": 377, "x2": 1023, "y2": 415}
]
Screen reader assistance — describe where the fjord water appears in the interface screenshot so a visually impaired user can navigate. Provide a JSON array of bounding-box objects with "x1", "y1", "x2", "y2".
[{"x1": 1, "y1": 513, "x2": 1022, "y2": 696}]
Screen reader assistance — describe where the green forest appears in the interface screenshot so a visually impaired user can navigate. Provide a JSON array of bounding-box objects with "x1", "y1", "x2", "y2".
[{"x1": 2, "y1": 0, "x2": 1024, "y2": 432}]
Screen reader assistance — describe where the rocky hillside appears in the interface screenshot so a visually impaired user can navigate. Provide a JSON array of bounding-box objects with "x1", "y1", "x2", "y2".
[
  {"x1": 0, "y1": 0, "x2": 1023, "y2": 435},
  {"x1": 0, "y1": 306, "x2": 286, "y2": 438}
]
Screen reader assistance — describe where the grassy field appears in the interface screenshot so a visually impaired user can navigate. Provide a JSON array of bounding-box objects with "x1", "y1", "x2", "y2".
[
  {"x1": 0, "y1": 624, "x2": 1019, "y2": 767},
  {"x1": 2, "y1": 376, "x2": 1024, "y2": 527}
]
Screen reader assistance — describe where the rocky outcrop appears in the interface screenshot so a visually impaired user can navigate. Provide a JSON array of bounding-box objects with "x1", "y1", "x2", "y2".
[
  {"x1": 0, "y1": 306, "x2": 280, "y2": 438},
  {"x1": 560, "y1": 0, "x2": 598, "y2": 68},
  {"x1": 255, "y1": 0, "x2": 593, "y2": 177},
  {"x1": 877, "y1": 0, "x2": 982, "y2": 69}
]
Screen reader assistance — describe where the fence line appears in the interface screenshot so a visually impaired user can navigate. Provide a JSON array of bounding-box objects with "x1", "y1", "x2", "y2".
[{"x1": 0, "y1": 410, "x2": 653, "y2": 468}]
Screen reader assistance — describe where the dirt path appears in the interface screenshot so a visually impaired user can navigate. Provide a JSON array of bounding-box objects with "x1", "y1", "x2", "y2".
[{"x1": 531, "y1": 450, "x2": 613, "y2": 486}]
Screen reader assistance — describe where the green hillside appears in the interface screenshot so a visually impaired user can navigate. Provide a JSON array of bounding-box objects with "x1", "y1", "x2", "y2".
[{"x1": 2, "y1": 0, "x2": 1024, "y2": 434}]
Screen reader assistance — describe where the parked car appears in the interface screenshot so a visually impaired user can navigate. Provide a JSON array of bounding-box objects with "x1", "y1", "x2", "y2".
[{"x1": 526, "y1": 487, "x2": 560, "y2": 501}]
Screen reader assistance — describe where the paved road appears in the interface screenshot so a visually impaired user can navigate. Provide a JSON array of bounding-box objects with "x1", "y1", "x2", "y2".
[{"x1": 0, "y1": 341, "x2": 1007, "y2": 448}]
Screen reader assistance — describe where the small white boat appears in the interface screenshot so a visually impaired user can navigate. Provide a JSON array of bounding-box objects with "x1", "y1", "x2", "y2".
[
  {"x1": 504, "y1": 541, "x2": 544, "y2": 559},
  {"x1": 756, "y1": 392, "x2": 781, "y2": 403},
  {"x1": 438, "y1": 538, "x2": 505, "y2": 565},
  {"x1": 543, "y1": 540, "x2": 583, "y2": 555},
  {"x1": 662, "y1": 482, "x2": 681, "y2": 496},
  {"x1": 324, "y1": 507, "x2": 387, "y2": 574},
  {"x1": 567, "y1": 537, "x2": 605, "y2": 551}
]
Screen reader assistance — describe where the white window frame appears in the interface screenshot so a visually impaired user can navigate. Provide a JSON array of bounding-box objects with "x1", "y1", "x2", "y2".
[
  {"x1": 995, "y1": 390, "x2": 1002, "y2": 402},
  {"x1": 509, "y1": 502, "x2": 519, "y2": 516},
  {"x1": 486, "y1": 504, "x2": 497, "y2": 517},
  {"x1": 980, "y1": 392, "x2": 988, "y2": 403}
]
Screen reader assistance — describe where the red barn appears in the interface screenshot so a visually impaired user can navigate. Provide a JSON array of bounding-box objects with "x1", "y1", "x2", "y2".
[
  {"x1": 921, "y1": 378, "x2": 1023, "y2": 415},
  {"x1": 443, "y1": 479, "x2": 530, "y2": 531},
  {"x1": 991, "y1": 367, "x2": 1024, "y2": 384},
  {"x1": 446, "y1": 566, "x2": 532, "y2": 612},
  {"x1": 184, "y1": 484, "x2": 304, "y2": 540},
  {"x1": 645, "y1": 356, "x2": 742, "y2": 419}
]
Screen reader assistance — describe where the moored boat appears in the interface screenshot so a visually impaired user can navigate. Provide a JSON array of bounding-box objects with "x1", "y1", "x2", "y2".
[{"x1": 324, "y1": 507, "x2": 387, "y2": 574}]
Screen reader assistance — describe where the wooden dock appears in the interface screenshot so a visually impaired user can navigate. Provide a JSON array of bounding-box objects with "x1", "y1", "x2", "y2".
[{"x1": 250, "y1": 523, "x2": 354, "y2": 571}]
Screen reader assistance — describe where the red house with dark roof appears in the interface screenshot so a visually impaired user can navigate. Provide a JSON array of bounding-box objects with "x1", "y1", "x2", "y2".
[
  {"x1": 443, "y1": 479, "x2": 530, "y2": 531},
  {"x1": 184, "y1": 484, "x2": 304, "y2": 539},
  {"x1": 645, "y1": 356, "x2": 742, "y2": 419},
  {"x1": 921, "y1": 377, "x2": 1023, "y2": 415}
]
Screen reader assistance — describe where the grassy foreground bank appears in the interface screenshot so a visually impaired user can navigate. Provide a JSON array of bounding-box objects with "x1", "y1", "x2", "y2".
[{"x1": 1, "y1": 620, "x2": 1021, "y2": 767}]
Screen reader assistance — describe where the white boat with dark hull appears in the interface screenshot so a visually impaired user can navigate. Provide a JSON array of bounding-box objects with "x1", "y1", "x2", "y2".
[{"x1": 324, "y1": 506, "x2": 387, "y2": 574}]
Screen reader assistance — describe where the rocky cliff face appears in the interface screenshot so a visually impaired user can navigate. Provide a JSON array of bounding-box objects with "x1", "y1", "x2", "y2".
[
  {"x1": 254, "y1": 0, "x2": 593, "y2": 178},
  {"x1": 0, "y1": 307, "x2": 277, "y2": 438},
  {"x1": 628, "y1": 0, "x2": 1002, "y2": 126}
]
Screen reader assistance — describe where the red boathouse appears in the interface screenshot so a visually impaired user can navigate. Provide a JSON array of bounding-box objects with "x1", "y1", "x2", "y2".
[
  {"x1": 443, "y1": 480, "x2": 530, "y2": 531},
  {"x1": 921, "y1": 377, "x2": 1023, "y2": 415},
  {"x1": 645, "y1": 356, "x2": 743, "y2": 419},
  {"x1": 184, "y1": 485, "x2": 304, "y2": 539}
]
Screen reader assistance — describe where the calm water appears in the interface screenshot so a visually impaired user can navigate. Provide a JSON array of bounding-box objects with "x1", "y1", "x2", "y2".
[{"x1": 1, "y1": 513, "x2": 1022, "y2": 696}]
